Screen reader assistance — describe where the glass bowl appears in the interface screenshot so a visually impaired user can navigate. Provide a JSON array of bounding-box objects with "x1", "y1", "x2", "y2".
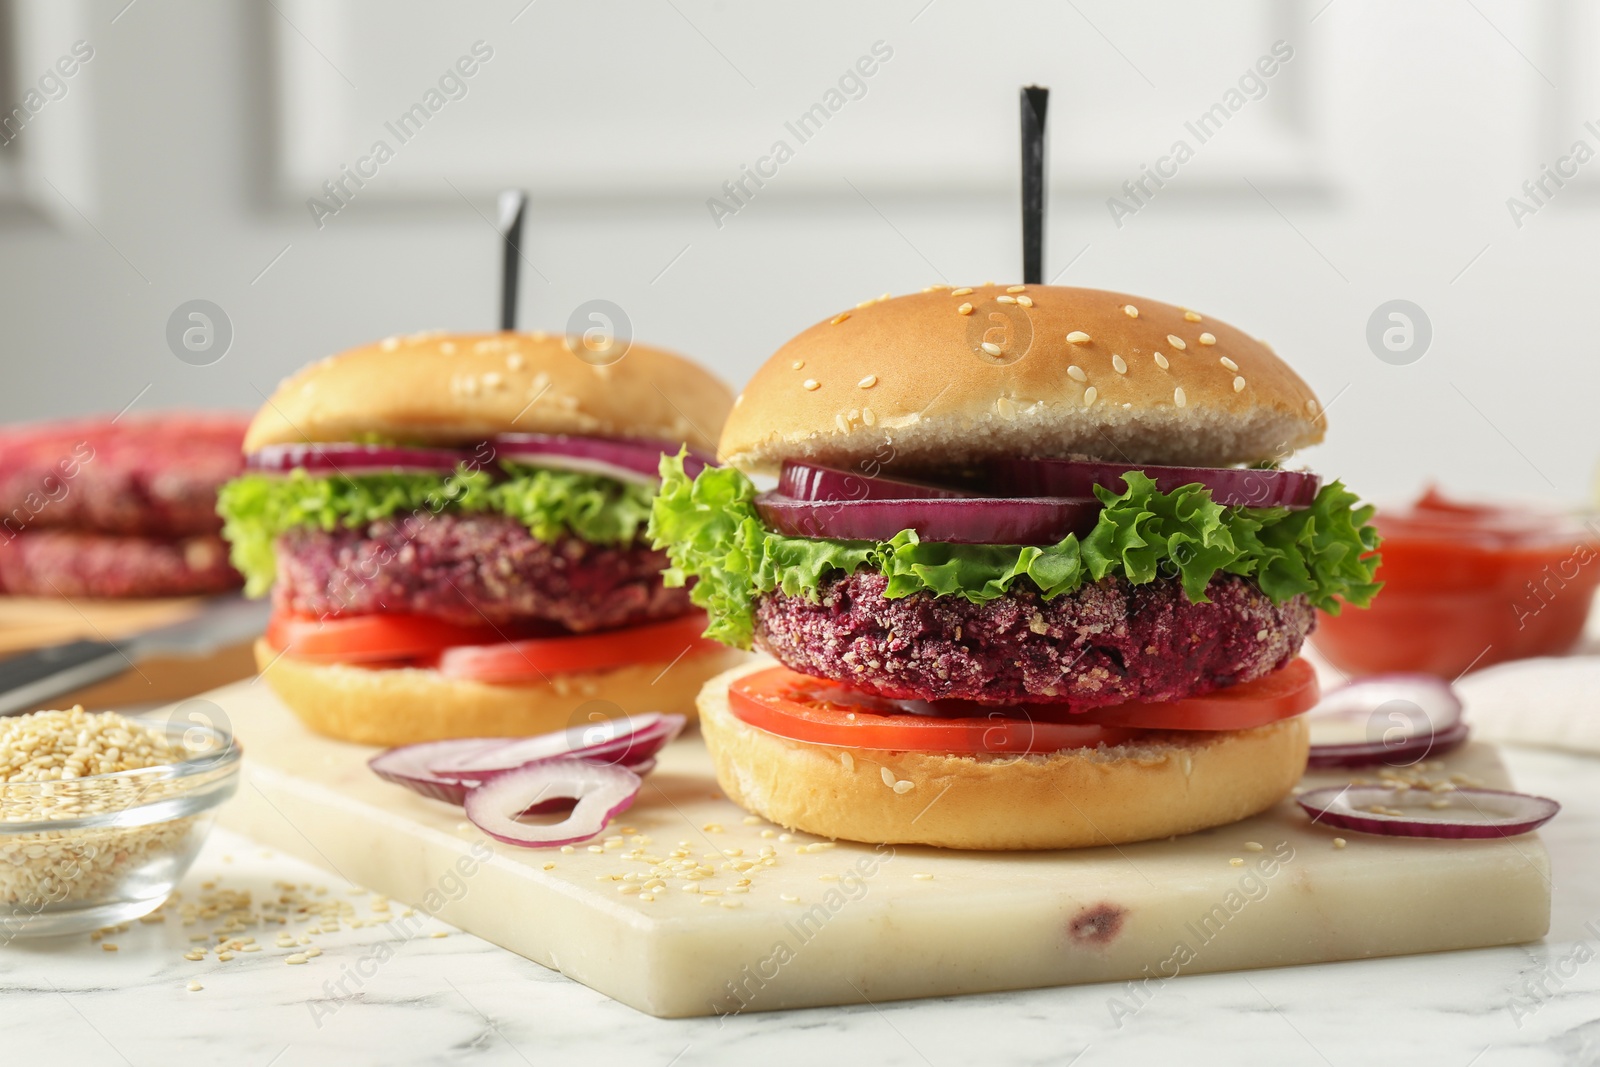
[{"x1": 0, "y1": 718, "x2": 241, "y2": 939}]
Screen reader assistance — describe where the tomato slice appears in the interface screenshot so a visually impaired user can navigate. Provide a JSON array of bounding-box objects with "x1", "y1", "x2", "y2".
[
  {"x1": 438, "y1": 613, "x2": 720, "y2": 683},
  {"x1": 727, "y1": 659, "x2": 1319, "y2": 755},
  {"x1": 267, "y1": 611, "x2": 512, "y2": 664}
]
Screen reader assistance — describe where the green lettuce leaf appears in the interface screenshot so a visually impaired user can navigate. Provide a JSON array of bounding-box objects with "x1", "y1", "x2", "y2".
[
  {"x1": 648, "y1": 453, "x2": 1382, "y2": 649},
  {"x1": 218, "y1": 464, "x2": 655, "y2": 597}
]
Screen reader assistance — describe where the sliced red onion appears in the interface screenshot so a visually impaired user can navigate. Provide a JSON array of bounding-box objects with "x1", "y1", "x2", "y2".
[
  {"x1": 1306, "y1": 674, "x2": 1466, "y2": 767},
  {"x1": 247, "y1": 442, "x2": 472, "y2": 476},
  {"x1": 1297, "y1": 785, "x2": 1559, "y2": 839},
  {"x1": 428, "y1": 713, "x2": 684, "y2": 781},
  {"x1": 493, "y1": 433, "x2": 713, "y2": 484},
  {"x1": 778, "y1": 461, "x2": 975, "y2": 502},
  {"x1": 368, "y1": 738, "x2": 504, "y2": 804},
  {"x1": 464, "y1": 758, "x2": 641, "y2": 848},
  {"x1": 756, "y1": 491, "x2": 1101, "y2": 545},
  {"x1": 987, "y1": 458, "x2": 1321, "y2": 509}
]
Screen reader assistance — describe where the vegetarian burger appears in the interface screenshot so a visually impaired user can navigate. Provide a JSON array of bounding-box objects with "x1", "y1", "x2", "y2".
[
  {"x1": 652, "y1": 286, "x2": 1381, "y2": 850},
  {"x1": 222, "y1": 331, "x2": 748, "y2": 746}
]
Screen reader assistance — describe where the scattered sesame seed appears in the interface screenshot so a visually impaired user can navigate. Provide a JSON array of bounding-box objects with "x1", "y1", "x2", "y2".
[
  {"x1": 702, "y1": 823, "x2": 724, "y2": 833},
  {"x1": 1219, "y1": 356, "x2": 1238, "y2": 371},
  {"x1": 742, "y1": 815, "x2": 762, "y2": 825},
  {"x1": 1307, "y1": 399, "x2": 1319, "y2": 414},
  {"x1": 1166, "y1": 334, "x2": 1187, "y2": 350},
  {"x1": 184, "y1": 951, "x2": 205, "y2": 961},
  {"x1": 1083, "y1": 387, "x2": 1098, "y2": 406},
  {"x1": 957, "y1": 302, "x2": 974, "y2": 316},
  {"x1": 952, "y1": 287, "x2": 974, "y2": 296},
  {"x1": 542, "y1": 863, "x2": 555, "y2": 871},
  {"x1": 912, "y1": 873, "x2": 934, "y2": 881},
  {"x1": 1174, "y1": 387, "x2": 1187, "y2": 408},
  {"x1": 997, "y1": 295, "x2": 1017, "y2": 305},
  {"x1": 1066, "y1": 331, "x2": 1091, "y2": 344},
  {"x1": 802, "y1": 379, "x2": 820, "y2": 391},
  {"x1": 780, "y1": 893, "x2": 800, "y2": 903},
  {"x1": 1061, "y1": 364, "x2": 1086, "y2": 384},
  {"x1": 862, "y1": 407, "x2": 876, "y2": 425},
  {"x1": 855, "y1": 299, "x2": 876, "y2": 309},
  {"x1": 1199, "y1": 332, "x2": 1216, "y2": 346},
  {"x1": 187, "y1": 981, "x2": 203, "y2": 992},
  {"x1": 1244, "y1": 841, "x2": 1264, "y2": 851},
  {"x1": 1017, "y1": 295, "x2": 1034, "y2": 308},
  {"x1": 1233, "y1": 376, "x2": 1246, "y2": 393},
  {"x1": 878, "y1": 292, "x2": 890, "y2": 301},
  {"x1": 1006, "y1": 285, "x2": 1026, "y2": 293},
  {"x1": 1184, "y1": 310, "x2": 1203, "y2": 322},
  {"x1": 831, "y1": 313, "x2": 850, "y2": 325},
  {"x1": 792, "y1": 360, "x2": 805, "y2": 370},
  {"x1": 102, "y1": 943, "x2": 118, "y2": 952},
  {"x1": 1333, "y1": 838, "x2": 1347, "y2": 849},
  {"x1": 431, "y1": 931, "x2": 448, "y2": 939},
  {"x1": 1154, "y1": 352, "x2": 1170, "y2": 370},
  {"x1": 1111, "y1": 354, "x2": 1128, "y2": 374},
  {"x1": 560, "y1": 845, "x2": 575, "y2": 854},
  {"x1": 835, "y1": 412, "x2": 850, "y2": 433},
  {"x1": 1228, "y1": 858, "x2": 1244, "y2": 867},
  {"x1": 981, "y1": 342, "x2": 1003, "y2": 356},
  {"x1": 893, "y1": 780, "x2": 915, "y2": 794},
  {"x1": 858, "y1": 375, "x2": 877, "y2": 388},
  {"x1": 880, "y1": 766, "x2": 896, "y2": 788},
  {"x1": 1123, "y1": 305, "x2": 1139, "y2": 318}
]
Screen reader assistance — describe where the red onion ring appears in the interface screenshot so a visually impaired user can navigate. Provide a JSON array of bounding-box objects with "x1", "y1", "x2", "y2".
[
  {"x1": 493, "y1": 433, "x2": 713, "y2": 484},
  {"x1": 777, "y1": 461, "x2": 975, "y2": 502},
  {"x1": 246, "y1": 443, "x2": 472, "y2": 476},
  {"x1": 1297, "y1": 785, "x2": 1559, "y2": 839},
  {"x1": 987, "y1": 458, "x2": 1321, "y2": 509},
  {"x1": 427, "y1": 713, "x2": 683, "y2": 780},
  {"x1": 464, "y1": 759, "x2": 642, "y2": 848},
  {"x1": 1305, "y1": 674, "x2": 1466, "y2": 767},
  {"x1": 755, "y1": 491, "x2": 1102, "y2": 545}
]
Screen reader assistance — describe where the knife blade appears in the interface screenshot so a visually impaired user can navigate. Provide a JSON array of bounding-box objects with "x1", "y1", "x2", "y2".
[{"x1": 0, "y1": 594, "x2": 271, "y2": 717}]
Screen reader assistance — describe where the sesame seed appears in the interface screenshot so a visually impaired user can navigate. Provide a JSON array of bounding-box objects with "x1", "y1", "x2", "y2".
[
  {"x1": 286, "y1": 953, "x2": 308, "y2": 965},
  {"x1": 912, "y1": 873, "x2": 934, "y2": 881},
  {"x1": 981, "y1": 342, "x2": 1002, "y2": 356},
  {"x1": 1066, "y1": 365, "x2": 1087, "y2": 382},
  {"x1": 996, "y1": 396, "x2": 1017, "y2": 419},
  {"x1": 831, "y1": 313, "x2": 850, "y2": 325},
  {"x1": 836, "y1": 412, "x2": 850, "y2": 433},
  {"x1": 1333, "y1": 838, "x2": 1347, "y2": 849},
  {"x1": 859, "y1": 375, "x2": 877, "y2": 388},
  {"x1": 1233, "y1": 376, "x2": 1246, "y2": 393},
  {"x1": 952, "y1": 287, "x2": 974, "y2": 296},
  {"x1": 957, "y1": 302, "x2": 974, "y2": 315},
  {"x1": 1006, "y1": 285, "x2": 1026, "y2": 293},
  {"x1": 1199, "y1": 332, "x2": 1216, "y2": 346},
  {"x1": 1184, "y1": 310, "x2": 1203, "y2": 322},
  {"x1": 1166, "y1": 334, "x2": 1186, "y2": 350},
  {"x1": 855, "y1": 299, "x2": 875, "y2": 309},
  {"x1": 1174, "y1": 387, "x2": 1187, "y2": 408},
  {"x1": 880, "y1": 766, "x2": 896, "y2": 788},
  {"x1": 1220, "y1": 356, "x2": 1238, "y2": 371},
  {"x1": 187, "y1": 981, "x2": 203, "y2": 992},
  {"x1": 1244, "y1": 841, "x2": 1264, "y2": 851},
  {"x1": 792, "y1": 360, "x2": 805, "y2": 370},
  {"x1": 878, "y1": 292, "x2": 890, "y2": 301},
  {"x1": 1066, "y1": 331, "x2": 1091, "y2": 344},
  {"x1": 1154, "y1": 352, "x2": 1170, "y2": 370},
  {"x1": 893, "y1": 780, "x2": 915, "y2": 794},
  {"x1": 1083, "y1": 386, "x2": 1098, "y2": 406},
  {"x1": 862, "y1": 407, "x2": 875, "y2": 425},
  {"x1": 1228, "y1": 858, "x2": 1244, "y2": 867},
  {"x1": 1017, "y1": 295, "x2": 1034, "y2": 308},
  {"x1": 1123, "y1": 304, "x2": 1139, "y2": 318},
  {"x1": 1307, "y1": 398, "x2": 1320, "y2": 414},
  {"x1": 1112, "y1": 354, "x2": 1128, "y2": 374},
  {"x1": 802, "y1": 379, "x2": 820, "y2": 391},
  {"x1": 431, "y1": 931, "x2": 448, "y2": 939},
  {"x1": 840, "y1": 751, "x2": 855, "y2": 771},
  {"x1": 102, "y1": 943, "x2": 118, "y2": 952},
  {"x1": 996, "y1": 295, "x2": 1017, "y2": 305}
]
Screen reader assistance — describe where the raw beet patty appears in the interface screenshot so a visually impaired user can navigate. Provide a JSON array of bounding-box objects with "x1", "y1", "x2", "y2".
[
  {"x1": 753, "y1": 570, "x2": 1314, "y2": 708},
  {"x1": 272, "y1": 512, "x2": 691, "y2": 632},
  {"x1": 0, "y1": 413, "x2": 249, "y2": 537},
  {"x1": 0, "y1": 530, "x2": 241, "y2": 599}
]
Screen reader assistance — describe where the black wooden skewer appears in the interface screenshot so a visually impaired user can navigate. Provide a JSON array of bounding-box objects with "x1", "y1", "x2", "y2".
[
  {"x1": 497, "y1": 189, "x2": 527, "y2": 331},
  {"x1": 1020, "y1": 86, "x2": 1049, "y2": 286}
]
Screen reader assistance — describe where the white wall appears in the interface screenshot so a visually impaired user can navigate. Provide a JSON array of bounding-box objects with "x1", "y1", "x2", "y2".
[{"x1": 0, "y1": 0, "x2": 1592, "y2": 508}]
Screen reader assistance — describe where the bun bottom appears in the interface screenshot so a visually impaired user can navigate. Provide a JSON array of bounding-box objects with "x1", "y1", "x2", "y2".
[
  {"x1": 697, "y1": 660, "x2": 1310, "y2": 850},
  {"x1": 255, "y1": 638, "x2": 750, "y2": 747}
]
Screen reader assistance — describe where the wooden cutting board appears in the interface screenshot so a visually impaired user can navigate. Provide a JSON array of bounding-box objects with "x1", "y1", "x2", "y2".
[{"x1": 212, "y1": 678, "x2": 1551, "y2": 1018}]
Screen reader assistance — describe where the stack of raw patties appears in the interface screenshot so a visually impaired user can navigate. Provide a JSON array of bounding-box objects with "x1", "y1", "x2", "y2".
[{"x1": 0, "y1": 413, "x2": 249, "y2": 598}]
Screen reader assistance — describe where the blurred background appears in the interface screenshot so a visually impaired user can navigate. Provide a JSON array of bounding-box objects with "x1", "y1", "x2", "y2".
[{"x1": 0, "y1": 0, "x2": 1589, "y2": 505}]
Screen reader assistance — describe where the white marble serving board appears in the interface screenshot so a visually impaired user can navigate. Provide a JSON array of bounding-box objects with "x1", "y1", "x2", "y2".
[{"x1": 209, "y1": 679, "x2": 1551, "y2": 1018}]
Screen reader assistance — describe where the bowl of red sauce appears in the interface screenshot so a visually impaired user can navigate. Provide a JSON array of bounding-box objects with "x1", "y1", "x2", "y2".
[{"x1": 1313, "y1": 487, "x2": 1600, "y2": 678}]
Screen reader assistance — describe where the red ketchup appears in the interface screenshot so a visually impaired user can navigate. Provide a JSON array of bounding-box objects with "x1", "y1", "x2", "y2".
[{"x1": 1313, "y1": 488, "x2": 1600, "y2": 678}]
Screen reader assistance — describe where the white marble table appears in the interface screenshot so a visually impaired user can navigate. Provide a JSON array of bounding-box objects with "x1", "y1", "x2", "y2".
[{"x1": 1, "y1": 743, "x2": 1595, "y2": 1066}]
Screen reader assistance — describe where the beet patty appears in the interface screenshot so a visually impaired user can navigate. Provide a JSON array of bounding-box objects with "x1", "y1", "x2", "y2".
[
  {"x1": 753, "y1": 570, "x2": 1314, "y2": 708},
  {"x1": 0, "y1": 530, "x2": 241, "y2": 599},
  {"x1": 273, "y1": 512, "x2": 690, "y2": 632}
]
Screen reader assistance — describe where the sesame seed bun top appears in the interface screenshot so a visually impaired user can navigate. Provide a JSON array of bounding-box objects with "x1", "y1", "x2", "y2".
[
  {"x1": 243, "y1": 331, "x2": 734, "y2": 454},
  {"x1": 717, "y1": 286, "x2": 1324, "y2": 475}
]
